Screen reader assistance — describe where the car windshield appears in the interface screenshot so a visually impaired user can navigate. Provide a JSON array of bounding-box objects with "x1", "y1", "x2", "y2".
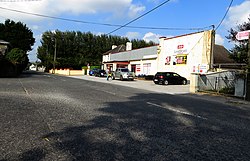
[{"x1": 121, "y1": 69, "x2": 129, "y2": 72}]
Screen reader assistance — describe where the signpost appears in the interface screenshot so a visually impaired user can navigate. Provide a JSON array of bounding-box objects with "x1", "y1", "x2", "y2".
[
  {"x1": 236, "y1": 30, "x2": 250, "y2": 101},
  {"x1": 236, "y1": 30, "x2": 250, "y2": 41}
]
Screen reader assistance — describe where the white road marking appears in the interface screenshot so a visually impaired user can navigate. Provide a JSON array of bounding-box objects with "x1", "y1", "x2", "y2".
[{"x1": 146, "y1": 102, "x2": 207, "y2": 120}]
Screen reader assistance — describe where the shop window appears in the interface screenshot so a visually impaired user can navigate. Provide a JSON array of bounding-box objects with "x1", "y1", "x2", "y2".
[{"x1": 176, "y1": 55, "x2": 187, "y2": 65}]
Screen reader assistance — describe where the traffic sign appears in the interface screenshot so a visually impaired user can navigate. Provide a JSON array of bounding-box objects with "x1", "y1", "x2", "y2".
[{"x1": 236, "y1": 30, "x2": 250, "y2": 40}]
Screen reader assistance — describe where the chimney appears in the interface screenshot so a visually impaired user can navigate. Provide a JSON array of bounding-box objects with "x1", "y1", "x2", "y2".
[
  {"x1": 112, "y1": 45, "x2": 117, "y2": 49},
  {"x1": 126, "y1": 42, "x2": 132, "y2": 51}
]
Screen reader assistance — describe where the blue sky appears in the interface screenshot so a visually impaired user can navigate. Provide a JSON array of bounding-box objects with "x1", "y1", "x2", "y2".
[{"x1": 0, "y1": 0, "x2": 249, "y2": 62}]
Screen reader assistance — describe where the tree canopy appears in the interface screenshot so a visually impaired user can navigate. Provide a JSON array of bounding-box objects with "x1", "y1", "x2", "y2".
[
  {"x1": 0, "y1": 19, "x2": 34, "y2": 77},
  {"x1": 0, "y1": 19, "x2": 35, "y2": 52},
  {"x1": 37, "y1": 31, "x2": 155, "y2": 71},
  {"x1": 226, "y1": 16, "x2": 250, "y2": 64}
]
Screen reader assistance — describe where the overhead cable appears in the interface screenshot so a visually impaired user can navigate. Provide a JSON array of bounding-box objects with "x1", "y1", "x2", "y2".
[
  {"x1": 0, "y1": 6, "x2": 212, "y2": 31},
  {"x1": 215, "y1": 0, "x2": 234, "y2": 31},
  {"x1": 107, "y1": 0, "x2": 171, "y2": 35},
  {"x1": 0, "y1": 0, "x2": 40, "y2": 2}
]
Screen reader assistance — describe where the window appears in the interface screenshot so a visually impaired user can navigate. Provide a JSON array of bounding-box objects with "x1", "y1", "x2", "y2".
[
  {"x1": 121, "y1": 68, "x2": 129, "y2": 72},
  {"x1": 143, "y1": 63, "x2": 151, "y2": 75},
  {"x1": 176, "y1": 54, "x2": 187, "y2": 65},
  {"x1": 173, "y1": 73, "x2": 180, "y2": 77}
]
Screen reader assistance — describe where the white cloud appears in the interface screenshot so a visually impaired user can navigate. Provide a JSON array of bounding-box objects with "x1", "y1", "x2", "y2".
[
  {"x1": 0, "y1": 0, "x2": 145, "y2": 22},
  {"x1": 32, "y1": 25, "x2": 39, "y2": 30},
  {"x1": 143, "y1": 32, "x2": 161, "y2": 43},
  {"x1": 128, "y1": 4, "x2": 146, "y2": 18},
  {"x1": 147, "y1": 0, "x2": 160, "y2": 4},
  {"x1": 224, "y1": 1, "x2": 250, "y2": 28},
  {"x1": 215, "y1": 34, "x2": 224, "y2": 45},
  {"x1": 125, "y1": 32, "x2": 140, "y2": 40}
]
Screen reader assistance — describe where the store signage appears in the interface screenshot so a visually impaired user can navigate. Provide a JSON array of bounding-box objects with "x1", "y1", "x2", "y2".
[
  {"x1": 177, "y1": 44, "x2": 184, "y2": 49},
  {"x1": 192, "y1": 64, "x2": 208, "y2": 74},
  {"x1": 236, "y1": 30, "x2": 250, "y2": 40},
  {"x1": 174, "y1": 44, "x2": 187, "y2": 54}
]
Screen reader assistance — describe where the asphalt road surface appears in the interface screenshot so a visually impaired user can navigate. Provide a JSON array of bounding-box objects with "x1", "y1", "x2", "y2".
[{"x1": 1, "y1": 71, "x2": 250, "y2": 161}]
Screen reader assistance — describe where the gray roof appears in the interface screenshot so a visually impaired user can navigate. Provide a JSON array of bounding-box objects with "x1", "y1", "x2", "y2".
[
  {"x1": 110, "y1": 46, "x2": 158, "y2": 61},
  {"x1": 103, "y1": 45, "x2": 126, "y2": 55}
]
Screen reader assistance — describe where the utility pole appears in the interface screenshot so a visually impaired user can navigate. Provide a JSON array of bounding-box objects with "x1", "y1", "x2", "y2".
[
  {"x1": 246, "y1": 34, "x2": 250, "y2": 101},
  {"x1": 53, "y1": 38, "x2": 57, "y2": 74}
]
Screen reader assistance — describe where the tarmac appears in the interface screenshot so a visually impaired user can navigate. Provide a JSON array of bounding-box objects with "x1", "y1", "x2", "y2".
[
  {"x1": 69, "y1": 75, "x2": 250, "y2": 107},
  {"x1": 69, "y1": 75, "x2": 190, "y2": 95}
]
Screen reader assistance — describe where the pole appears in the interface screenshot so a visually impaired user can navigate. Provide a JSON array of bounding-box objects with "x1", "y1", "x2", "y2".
[
  {"x1": 53, "y1": 38, "x2": 57, "y2": 74},
  {"x1": 246, "y1": 34, "x2": 250, "y2": 101}
]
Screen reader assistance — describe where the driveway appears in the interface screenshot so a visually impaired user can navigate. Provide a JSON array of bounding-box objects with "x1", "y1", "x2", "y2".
[{"x1": 69, "y1": 75, "x2": 190, "y2": 95}]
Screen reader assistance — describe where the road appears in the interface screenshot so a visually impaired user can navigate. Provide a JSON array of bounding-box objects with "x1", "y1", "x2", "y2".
[{"x1": 0, "y1": 71, "x2": 250, "y2": 161}]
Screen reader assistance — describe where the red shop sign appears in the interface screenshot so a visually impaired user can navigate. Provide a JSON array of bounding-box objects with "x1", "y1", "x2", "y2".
[{"x1": 177, "y1": 45, "x2": 184, "y2": 49}]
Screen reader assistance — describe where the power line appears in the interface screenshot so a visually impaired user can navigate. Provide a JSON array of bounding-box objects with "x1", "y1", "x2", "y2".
[
  {"x1": 215, "y1": 0, "x2": 234, "y2": 31},
  {"x1": 0, "y1": 6, "x2": 119, "y2": 26},
  {"x1": 125, "y1": 25, "x2": 214, "y2": 31},
  {"x1": 0, "y1": 6, "x2": 212, "y2": 31},
  {"x1": 107, "y1": 0, "x2": 171, "y2": 35},
  {"x1": 0, "y1": 0, "x2": 40, "y2": 2}
]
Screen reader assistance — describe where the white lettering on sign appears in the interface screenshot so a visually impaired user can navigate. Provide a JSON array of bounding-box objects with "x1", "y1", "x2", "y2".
[{"x1": 236, "y1": 30, "x2": 250, "y2": 40}]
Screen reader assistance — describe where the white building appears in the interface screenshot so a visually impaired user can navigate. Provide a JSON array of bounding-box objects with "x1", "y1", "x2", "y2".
[
  {"x1": 102, "y1": 30, "x2": 215, "y2": 80},
  {"x1": 157, "y1": 30, "x2": 214, "y2": 79}
]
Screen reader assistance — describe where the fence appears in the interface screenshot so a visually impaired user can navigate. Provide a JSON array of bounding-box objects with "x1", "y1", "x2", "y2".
[
  {"x1": 49, "y1": 69, "x2": 86, "y2": 76},
  {"x1": 197, "y1": 71, "x2": 247, "y2": 98}
]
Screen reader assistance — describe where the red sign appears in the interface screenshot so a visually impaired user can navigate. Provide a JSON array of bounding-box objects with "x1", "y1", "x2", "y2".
[
  {"x1": 177, "y1": 45, "x2": 184, "y2": 49},
  {"x1": 236, "y1": 30, "x2": 250, "y2": 40}
]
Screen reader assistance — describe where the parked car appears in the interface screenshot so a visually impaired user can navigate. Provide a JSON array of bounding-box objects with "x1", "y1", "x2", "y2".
[
  {"x1": 94, "y1": 69, "x2": 107, "y2": 77},
  {"x1": 89, "y1": 68, "x2": 98, "y2": 76},
  {"x1": 112, "y1": 68, "x2": 135, "y2": 81},
  {"x1": 153, "y1": 72, "x2": 187, "y2": 85}
]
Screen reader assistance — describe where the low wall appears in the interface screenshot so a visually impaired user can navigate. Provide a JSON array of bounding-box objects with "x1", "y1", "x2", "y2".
[{"x1": 49, "y1": 69, "x2": 85, "y2": 76}]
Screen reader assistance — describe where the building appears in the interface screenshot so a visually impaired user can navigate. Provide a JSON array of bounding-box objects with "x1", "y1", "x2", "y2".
[
  {"x1": 0, "y1": 40, "x2": 9, "y2": 56},
  {"x1": 102, "y1": 30, "x2": 215, "y2": 80},
  {"x1": 157, "y1": 30, "x2": 214, "y2": 79}
]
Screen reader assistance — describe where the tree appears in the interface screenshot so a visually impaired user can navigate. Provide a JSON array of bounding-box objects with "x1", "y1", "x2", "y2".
[
  {"x1": 226, "y1": 16, "x2": 250, "y2": 64},
  {"x1": 0, "y1": 19, "x2": 35, "y2": 52},
  {"x1": 5, "y1": 48, "x2": 29, "y2": 73},
  {"x1": 37, "y1": 30, "x2": 156, "y2": 70},
  {"x1": 6, "y1": 48, "x2": 28, "y2": 64}
]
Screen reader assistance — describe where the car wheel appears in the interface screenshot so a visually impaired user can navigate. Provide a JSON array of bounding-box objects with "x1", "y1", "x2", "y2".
[
  {"x1": 120, "y1": 75, "x2": 123, "y2": 81},
  {"x1": 163, "y1": 80, "x2": 168, "y2": 85},
  {"x1": 182, "y1": 80, "x2": 187, "y2": 85}
]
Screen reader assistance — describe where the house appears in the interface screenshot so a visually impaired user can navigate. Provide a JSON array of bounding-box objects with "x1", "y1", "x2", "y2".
[
  {"x1": 103, "y1": 43, "x2": 158, "y2": 75},
  {"x1": 0, "y1": 40, "x2": 9, "y2": 56},
  {"x1": 102, "y1": 30, "x2": 216, "y2": 80}
]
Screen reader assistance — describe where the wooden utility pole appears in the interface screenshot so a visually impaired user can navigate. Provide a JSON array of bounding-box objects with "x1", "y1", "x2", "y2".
[
  {"x1": 53, "y1": 38, "x2": 57, "y2": 74},
  {"x1": 246, "y1": 34, "x2": 250, "y2": 101}
]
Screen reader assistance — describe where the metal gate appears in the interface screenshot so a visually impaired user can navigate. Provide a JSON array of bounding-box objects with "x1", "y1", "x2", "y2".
[{"x1": 197, "y1": 71, "x2": 247, "y2": 98}]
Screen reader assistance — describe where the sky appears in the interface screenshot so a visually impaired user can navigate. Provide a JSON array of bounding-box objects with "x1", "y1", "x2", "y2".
[{"x1": 0, "y1": 0, "x2": 249, "y2": 62}]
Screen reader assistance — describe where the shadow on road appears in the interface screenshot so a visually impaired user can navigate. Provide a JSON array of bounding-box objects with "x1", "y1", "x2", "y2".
[
  {"x1": 15, "y1": 92, "x2": 250, "y2": 160},
  {"x1": 1, "y1": 73, "x2": 249, "y2": 160}
]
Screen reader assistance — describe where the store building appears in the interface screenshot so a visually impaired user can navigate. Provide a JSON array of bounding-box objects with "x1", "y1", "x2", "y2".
[
  {"x1": 157, "y1": 30, "x2": 214, "y2": 79},
  {"x1": 102, "y1": 30, "x2": 215, "y2": 80}
]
